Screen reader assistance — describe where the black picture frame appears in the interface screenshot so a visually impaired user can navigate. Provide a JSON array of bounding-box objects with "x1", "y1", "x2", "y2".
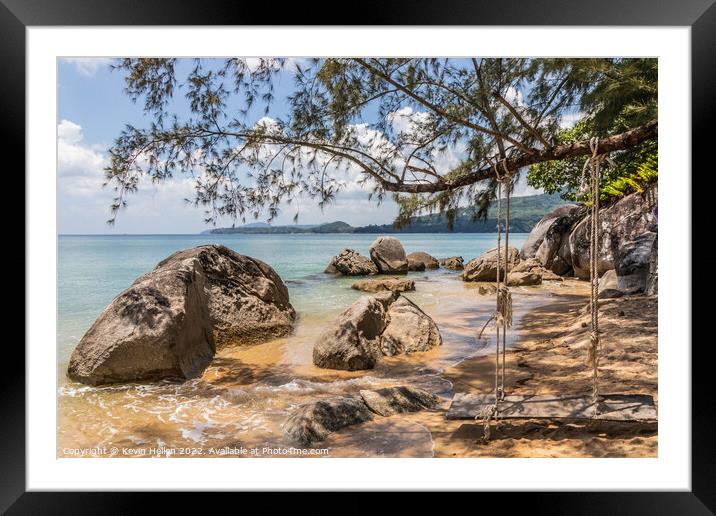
[{"x1": 4, "y1": 0, "x2": 712, "y2": 512}]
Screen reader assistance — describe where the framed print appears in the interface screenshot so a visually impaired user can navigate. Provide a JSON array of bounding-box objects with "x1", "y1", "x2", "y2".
[{"x1": 5, "y1": 0, "x2": 714, "y2": 511}]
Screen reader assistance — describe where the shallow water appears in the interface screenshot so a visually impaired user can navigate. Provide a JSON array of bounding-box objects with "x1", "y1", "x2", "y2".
[{"x1": 58, "y1": 233, "x2": 542, "y2": 457}]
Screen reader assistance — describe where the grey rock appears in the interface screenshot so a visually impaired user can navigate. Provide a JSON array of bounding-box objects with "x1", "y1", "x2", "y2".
[
  {"x1": 511, "y1": 257, "x2": 542, "y2": 273},
  {"x1": 598, "y1": 269, "x2": 618, "y2": 292},
  {"x1": 369, "y1": 237, "x2": 408, "y2": 274},
  {"x1": 313, "y1": 293, "x2": 440, "y2": 370},
  {"x1": 380, "y1": 296, "x2": 442, "y2": 356},
  {"x1": 160, "y1": 246, "x2": 296, "y2": 348},
  {"x1": 569, "y1": 185, "x2": 657, "y2": 279},
  {"x1": 326, "y1": 249, "x2": 379, "y2": 276},
  {"x1": 439, "y1": 256, "x2": 464, "y2": 270},
  {"x1": 505, "y1": 271, "x2": 543, "y2": 287},
  {"x1": 68, "y1": 253, "x2": 215, "y2": 385},
  {"x1": 407, "y1": 258, "x2": 426, "y2": 271},
  {"x1": 283, "y1": 396, "x2": 374, "y2": 445},
  {"x1": 406, "y1": 251, "x2": 440, "y2": 270},
  {"x1": 351, "y1": 278, "x2": 415, "y2": 294},
  {"x1": 359, "y1": 386, "x2": 438, "y2": 416},
  {"x1": 68, "y1": 245, "x2": 297, "y2": 385},
  {"x1": 616, "y1": 232, "x2": 657, "y2": 293},
  {"x1": 312, "y1": 295, "x2": 389, "y2": 370},
  {"x1": 521, "y1": 205, "x2": 581, "y2": 271},
  {"x1": 462, "y1": 247, "x2": 520, "y2": 282}
]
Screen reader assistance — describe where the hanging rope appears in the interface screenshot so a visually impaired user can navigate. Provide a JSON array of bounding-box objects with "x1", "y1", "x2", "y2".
[
  {"x1": 478, "y1": 158, "x2": 514, "y2": 440},
  {"x1": 581, "y1": 137, "x2": 614, "y2": 409}
]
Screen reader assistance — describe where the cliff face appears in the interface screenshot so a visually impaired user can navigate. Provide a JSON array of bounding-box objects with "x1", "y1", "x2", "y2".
[{"x1": 521, "y1": 185, "x2": 658, "y2": 291}]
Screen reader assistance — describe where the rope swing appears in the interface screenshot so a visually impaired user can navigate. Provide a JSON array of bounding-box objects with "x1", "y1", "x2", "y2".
[
  {"x1": 477, "y1": 142, "x2": 612, "y2": 440},
  {"x1": 582, "y1": 137, "x2": 613, "y2": 409}
]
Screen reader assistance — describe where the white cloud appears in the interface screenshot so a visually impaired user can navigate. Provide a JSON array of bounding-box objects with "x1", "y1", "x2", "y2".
[
  {"x1": 62, "y1": 58, "x2": 113, "y2": 77},
  {"x1": 57, "y1": 120, "x2": 107, "y2": 197}
]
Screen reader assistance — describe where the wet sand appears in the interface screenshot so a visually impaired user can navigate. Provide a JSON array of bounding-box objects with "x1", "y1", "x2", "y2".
[{"x1": 58, "y1": 274, "x2": 657, "y2": 458}]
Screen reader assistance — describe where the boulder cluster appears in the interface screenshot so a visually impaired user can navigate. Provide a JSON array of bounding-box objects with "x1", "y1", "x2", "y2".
[
  {"x1": 519, "y1": 184, "x2": 658, "y2": 296},
  {"x1": 312, "y1": 292, "x2": 442, "y2": 371},
  {"x1": 68, "y1": 245, "x2": 296, "y2": 386},
  {"x1": 325, "y1": 236, "x2": 455, "y2": 277}
]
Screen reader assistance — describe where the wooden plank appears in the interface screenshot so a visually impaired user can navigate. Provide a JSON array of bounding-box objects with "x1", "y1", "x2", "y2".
[{"x1": 446, "y1": 393, "x2": 657, "y2": 422}]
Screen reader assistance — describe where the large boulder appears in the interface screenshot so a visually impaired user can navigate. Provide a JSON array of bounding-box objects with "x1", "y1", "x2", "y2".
[
  {"x1": 68, "y1": 245, "x2": 296, "y2": 385},
  {"x1": 359, "y1": 386, "x2": 438, "y2": 416},
  {"x1": 616, "y1": 232, "x2": 657, "y2": 293},
  {"x1": 569, "y1": 186, "x2": 657, "y2": 279},
  {"x1": 351, "y1": 278, "x2": 415, "y2": 294},
  {"x1": 522, "y1": 205, "x2": 582, "y2": 276},
  {"x1": 380, "y1": 297, "x2": 442, "y2": 356},
  {"x1": 313, "y1": 293, "x2": 441, "y2": 370},
  {"x1": 439, "y1": 256, "x2": 464, "y2": 270},
  {"x1": 406, "y1": 251, "x2": 439, "y2": 270},
  {"x1": 325, "y1": 249, "x2": 379, "y2": 276},
  {"x1": 283, "y1": 396, "x2": 374, "y2": 445},
  {"x1": 68, "y1": 253, "x2": 216, "y2": 385},
  {"x1": 462, "y1": 246, "x2": 520, "y2": 282},
  {"x1": 159, "y1": 246, "x2": 295, "y2": 347},
  {"x1": 312, "y1": 294, "x2": 391, "y2": 370},
  {"x1": 369, "y1": 237, "x2": 408, "y2": 274}
]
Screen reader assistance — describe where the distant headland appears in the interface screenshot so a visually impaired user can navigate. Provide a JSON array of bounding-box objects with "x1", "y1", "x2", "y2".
[{"x1": 203, "y1": 193, "x2": 569, "y2": 235}]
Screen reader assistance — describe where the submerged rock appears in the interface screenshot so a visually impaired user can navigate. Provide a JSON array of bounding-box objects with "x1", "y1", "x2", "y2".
[
  {"x1": 462, "y1": 247, "x2": 520, "y2": 282},
  {"x1": 477, "y1": 284, "x2": 497, "y2": 295},
  {"x1": 351, "y1": 278, "x2": 415, "y2": 294},
  {"x1": 325, "y1": 249, "x2": 379, "y2": 276},
  {"x1": 359, "y1": 386, "x2": 438, "y2": 416},
  {"x1": 439, "y1": 256, "x2": 464, "y2": 270},
  {"x1": 370, "y1": 236, "x2": 408, "y2": 274},
  {"x1": 68, "y1": 252, "x2": 216, "y2": 385},
  {"x1": 380, "y1": 297, "x2": 442, "y2": 356},
  {"x1": 283, "y1": 396, "x2": 374, "y2": 445},
  {"x1": 407, "y1": 251, "x2": 439, "y2": 270}
]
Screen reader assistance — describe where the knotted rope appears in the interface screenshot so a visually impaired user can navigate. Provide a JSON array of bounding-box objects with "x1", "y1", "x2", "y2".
[
  {"x1": 479, "y1": 158, "x2": 514, "y2": 440},
  {"x1": 581, "y1": 137, "x2": 614, "y2": 409}
]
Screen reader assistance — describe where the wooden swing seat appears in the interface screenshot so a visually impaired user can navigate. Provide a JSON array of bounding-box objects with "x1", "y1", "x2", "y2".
[{"x1": 446, "y1": 393, "x2": 657, "y2": 422}]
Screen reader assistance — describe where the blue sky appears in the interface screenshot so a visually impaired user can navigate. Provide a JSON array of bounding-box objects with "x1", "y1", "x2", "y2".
[{"x1": 57, "y1": 58, "x2": 541, "y2": 234}]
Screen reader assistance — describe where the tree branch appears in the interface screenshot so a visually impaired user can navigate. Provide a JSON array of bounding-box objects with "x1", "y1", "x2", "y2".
[{"x1": 381, "y1": 120, "x2": 658, "y2": 193}]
